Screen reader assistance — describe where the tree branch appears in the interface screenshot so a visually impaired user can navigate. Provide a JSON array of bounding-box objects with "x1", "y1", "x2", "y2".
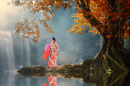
[{"x1": 78, "y1": 0, "x2": 103, "y2": 34}]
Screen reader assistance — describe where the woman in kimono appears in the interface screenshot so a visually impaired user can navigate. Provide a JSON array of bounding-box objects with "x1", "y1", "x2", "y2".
[{"x1": 48, "y1": 37, "x2": 58, "y2": 68}]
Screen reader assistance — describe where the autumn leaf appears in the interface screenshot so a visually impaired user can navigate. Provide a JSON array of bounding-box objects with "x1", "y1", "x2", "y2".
[
  {"x1": 76, "y1": 4, "x2": 79, "y2": 7},
  {"x1": 15, "y1": 0, "x2": 130, "y2": 43},
  {"x1": 106, "y1": 35, "x2": 111, "y2": 38},
  {"x1": 68, "y1": 5, "x2": 72, "y2": 9}
]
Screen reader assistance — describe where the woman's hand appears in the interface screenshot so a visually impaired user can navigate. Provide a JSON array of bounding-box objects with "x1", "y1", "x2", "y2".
[{"x1": 49, "y1": 59, "x2": 53, "y2": 63}]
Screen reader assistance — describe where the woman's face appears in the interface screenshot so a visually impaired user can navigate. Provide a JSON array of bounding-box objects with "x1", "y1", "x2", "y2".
[{"x1": 52, "y1": 39, "x2": 55, "y2": 42}]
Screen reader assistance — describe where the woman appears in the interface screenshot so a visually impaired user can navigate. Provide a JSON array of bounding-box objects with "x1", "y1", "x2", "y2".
[{"x1": 48, "y1": 37, "x2": 58, "y2": 68}]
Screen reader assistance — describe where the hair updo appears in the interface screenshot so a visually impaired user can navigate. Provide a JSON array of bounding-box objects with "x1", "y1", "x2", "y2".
[{"x1": 52, "y1": 37, "x2": 56, "y2": 41}]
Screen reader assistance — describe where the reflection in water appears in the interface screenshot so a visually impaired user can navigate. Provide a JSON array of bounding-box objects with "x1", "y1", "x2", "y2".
[
  {"x1": 0, "y1": 1, "x2": 130, "y2": 86},
  {"x1": 0, "y1": 71, "x2": 16, "y2": 86},
  {"x1": 48, "y1": 75, "x2": 57, "y2": 86},
  {"x1": 17, "y1": 63, "x2": 129, "y2": 86},
  {"x1": 44, "y1": 75, "x2": 90, "y2": 86},
  {"x1": 44, "y1": 75, "x2": 58, "y2": 86}
]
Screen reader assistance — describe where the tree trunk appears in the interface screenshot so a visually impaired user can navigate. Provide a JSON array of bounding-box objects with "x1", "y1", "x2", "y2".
[
  {"x1": 94, "y1": 34, "x2": 130, "y2": 71},
  {"x1": 77, "y1": 0, "x2": 130, "y2": 71}
]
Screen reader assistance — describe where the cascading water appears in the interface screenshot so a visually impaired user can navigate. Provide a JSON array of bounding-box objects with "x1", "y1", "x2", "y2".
[
  {"x1": 19, "y1": 33, "x2": 31, "y2": 66},
  {"x1": 0, "y1": 31, "x2": 15, "y2": 71},
  {"x1": 24, "y1": 37, "x2": 31, "y2": 86},
  {"x1": 20, "y1": 33, "x2": 24, "y2": 67},
  {"x1": 0, "y1": 31, "x2": 15, "y2": 86},
  {"x1": 25, "y1": 38, "x2": 30, "y2": 66},
  {"x1": 19, "y1": 34, "x2": 31, "y2": 86}
]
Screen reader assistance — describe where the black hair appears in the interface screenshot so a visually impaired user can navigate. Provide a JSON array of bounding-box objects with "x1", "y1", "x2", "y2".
[{"x1": 52, "y1": 37, "x2": 56, "y2": 41}]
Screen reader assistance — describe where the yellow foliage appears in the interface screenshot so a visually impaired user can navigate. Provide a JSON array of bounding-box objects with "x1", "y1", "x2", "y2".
[
  {"x1": 69, "y1": 11, "x2": 97, "y2": 34},
  {"x1": 15, "y1": 0, "x2": 130, "y2": 43}
]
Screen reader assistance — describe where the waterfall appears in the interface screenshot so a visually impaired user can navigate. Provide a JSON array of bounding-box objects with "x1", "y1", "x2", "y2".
[
  {"x1": 19, "y1": 33, "x2": 30, "y2": 66},
  {"x1": 19, "y1": 34, "x2": 31, "y2": 86},
  {"x1": 20, "y1": 33, "x2": 23, "y2": 66},
  {"x1": 25, "y1": 38, "x2": 30, "y2": 66},
  {"x1": 0, "y1": 31, "x2": 15, "y2": 71},
  {"x1": 24, "y1": 38, "x2": 31, "y2": 86}
]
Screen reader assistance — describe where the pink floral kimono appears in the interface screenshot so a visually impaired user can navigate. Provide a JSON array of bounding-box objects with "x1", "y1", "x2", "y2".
[{"x1": 48, "y1": 42, "x2": 58, "y2": 68}]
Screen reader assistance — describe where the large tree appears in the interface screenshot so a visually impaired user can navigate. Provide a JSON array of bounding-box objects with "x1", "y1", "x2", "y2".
[{"x1": 15, "y1": 0, "x2": 130, "y2": 70}]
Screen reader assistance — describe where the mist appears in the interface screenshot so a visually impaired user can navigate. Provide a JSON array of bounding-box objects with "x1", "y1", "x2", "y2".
[{"x1": 0, "y1": 0, "x2": 130, "y2": 86}]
